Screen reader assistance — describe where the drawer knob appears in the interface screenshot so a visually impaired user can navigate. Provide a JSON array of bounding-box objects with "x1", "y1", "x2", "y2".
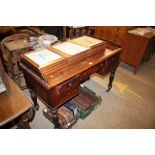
[{"x1": 69, "y1": 83, "x2": 72, "y2": 87}]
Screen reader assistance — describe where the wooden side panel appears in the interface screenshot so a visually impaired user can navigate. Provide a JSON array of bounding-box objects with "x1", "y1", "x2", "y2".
[
  {"x1": 93, "y1": 26, "x2": 129, "y2": 46},
  {"x1": 122, "y1": 34, "x2": 148, "y2": 67}
]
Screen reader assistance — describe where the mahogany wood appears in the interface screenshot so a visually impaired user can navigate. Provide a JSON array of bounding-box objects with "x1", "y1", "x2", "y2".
[
  {"x1": 91, "y1": 26, "x2": 155, "y2": 73},
  {"x1": 19, "y1": 38, "x2": 121, "y2": 128}
]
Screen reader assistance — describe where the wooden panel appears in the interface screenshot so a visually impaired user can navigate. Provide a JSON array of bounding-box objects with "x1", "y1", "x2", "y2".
[
  {"x1": 122, "y1": 33, "x2": 149, "y2": 67},
  {"x1": 93, "y1": 26, "x2": 129, "y2": 45}
]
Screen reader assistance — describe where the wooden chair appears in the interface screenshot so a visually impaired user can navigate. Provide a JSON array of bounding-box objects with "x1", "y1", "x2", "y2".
[{"x1": 0, "y1": 33, "x2": 31, "y2": 88}]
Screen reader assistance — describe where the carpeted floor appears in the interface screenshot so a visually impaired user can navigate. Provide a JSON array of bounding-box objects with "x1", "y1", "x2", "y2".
[{"x1": 23, "y1": 54, "x2": 155, "y2": 129}]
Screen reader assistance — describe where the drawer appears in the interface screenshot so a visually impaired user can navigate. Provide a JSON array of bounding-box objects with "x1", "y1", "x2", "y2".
[
  {"x1": 98, "y1": 61, "x2": 105, "y2": 70},
  {"x1": 58, "y1": 86, "x2": 80, "y2": 105},
  {"x1": 80, "y1": 65, "x2": 99, "y2": 81},
  {"x1": 56, "y1": 76, "x2": 80, "y2": 96},
  {"x1": 97, "y1": 61, "x2": 106, "y2": 75}
]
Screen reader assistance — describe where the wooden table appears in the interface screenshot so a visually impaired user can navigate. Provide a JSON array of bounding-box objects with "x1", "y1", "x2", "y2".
[
  {"x1": 19, "y1": 40, "x2": 121, "y2": 128},
  {"x1": 0, "y1": 74, "x2": 32, "y2": 128},
  {"x1": 4, "y1": 39, "x2": 31, "y2": 88}
]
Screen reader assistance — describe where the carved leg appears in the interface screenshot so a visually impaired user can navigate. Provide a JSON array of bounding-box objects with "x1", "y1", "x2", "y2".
[
  {"x1": 28, "y1": 107, "x2": 36, "y2": 122},
  {"x1": 17, "y1": 112, "x2": 30, "y2": 129},
  {"x1": 28, "y1": 89, "x2": 39, "y2": 110},
  {"x1": 51, "y1": 109, "x2": 60, "y2": 129},
  {"x1": 106, "y1": 67, "x2": 117, "y2": 92}
]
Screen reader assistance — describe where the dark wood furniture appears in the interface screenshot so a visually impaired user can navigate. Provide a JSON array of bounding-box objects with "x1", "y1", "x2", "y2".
[
  {"x1": 0, "y1": 70, "x2": 32, "y2": 129},
  {"x1": 63, "y1": 26, "x2": 94, "y2": 41},
  {"x1": 0, "y1": 26, "x2": 15, "y2": 35},
  {"x1": 1, "y1": 33, "x2": 32, "y2": 88},
  {"x1": 19, "y1": 37, "x2": 121, "y2": 128},
  {"x1": 92, "y1": 26, "x2": 131, "y2": 46},
  {"x1": 91, "y1": 26, "x2": 155, "y2": 74},
  {"x1": 121, "y1": 32, "x2": 155, "y2": 73}
]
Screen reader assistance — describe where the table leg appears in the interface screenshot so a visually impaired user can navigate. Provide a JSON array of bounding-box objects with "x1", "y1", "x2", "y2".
[
  {"x1": 28, "y1": 88, "x2": 39, "y2": 110},
  {"x1": 106, "y1": 66, "x2": 117, "y2": 92},
  {"x1": 133, "y1": 67, "x2": 138, "y2": 75},
  {"x1": 17, "y1": 111, "x2": 30, "y2": 129},
  {"x1": 51, "y1": 109, "x2": 60, "y2": 129}
]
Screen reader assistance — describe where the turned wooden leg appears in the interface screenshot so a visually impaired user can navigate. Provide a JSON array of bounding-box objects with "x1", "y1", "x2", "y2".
[
  {"x1": 106, "y1": 67, "x2": 116, "y2": 92},
  {"x1": 28, "y1": 89, "x2": 39, "y2": 110},
  {"x1": 28, "y1": 107, "x2": 35, "y2": 122},
  {"x1": 17, "y1": 111, "x2": 30, "y2": 129},
  {"x1": 51, "y1": 109, "x2": 60, "y2": 129}
]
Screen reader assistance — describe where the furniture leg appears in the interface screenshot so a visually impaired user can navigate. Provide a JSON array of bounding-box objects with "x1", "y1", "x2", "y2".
[
  {"x1": 27, "y1": 107, "x2": 35, "y2": 122},
  {"x1": 133, "y1": 67, "x2": 138, "y2": 75},
  {"x1": 106, "y1": 66, "x2": 117, "y2": 92},
  {"x1": 13, "y1": 52, "x2": 21, "y2": 88},
  {"x1": 51, "y1": 109, "x2": 60, "y2": 129},
  {"x1": 28, "y1": 88, "x2": 39, "y2": 110},
  {"x1": 17, "y1": 111, "x2": 30, "y2": 129}
]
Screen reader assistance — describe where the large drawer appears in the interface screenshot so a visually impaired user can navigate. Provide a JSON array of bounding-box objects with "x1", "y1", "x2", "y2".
[{"x1": 56, "y1": 76, "x2": 80, "y2": 96}]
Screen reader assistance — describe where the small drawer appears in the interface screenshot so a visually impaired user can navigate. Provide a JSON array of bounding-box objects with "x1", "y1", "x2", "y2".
[
  {"x1": 80, "y1": 65, "x2": 99, "y2": 81},
  {"x1": 80, "y1": 72, "x2": 89, "y2": 81},
  {"x1": 58, "y1": 87, "x2": 80, "y2": 105},
  {"x1": 87, "y1": 65, "x2": 99, "y2": 75},
  {"x1": 97, "y1": 61, "x2": 106, "y2": 75},
  {"x1": 56, "y1": 76, "x2": 80, "y2": 96},
  {"x1": 98, "y1": 61, "x2": 105, "y2": 70}
]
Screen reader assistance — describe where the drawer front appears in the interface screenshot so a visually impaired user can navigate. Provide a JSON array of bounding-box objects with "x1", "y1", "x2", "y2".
[
  {"x1": 97, "y1": 61, "x2": 106, "y2": 75},
  {"x1": 80, "y1": 65, "x2": 99, "y2": 81},
  {"x1": 56, "y1": 76, "x2": 80, "y2": 96},
  {"x1": 49, "y1": 86, "x2": 80, "y2": 109},
  {"x1": 58, "y1": 86, "x2": 80, "y2": 105}
]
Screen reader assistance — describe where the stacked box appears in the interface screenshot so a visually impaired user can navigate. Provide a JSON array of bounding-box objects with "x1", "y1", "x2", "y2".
[
  {"x1": 43, "y1": 86, "x2": 102, "y2": 127},
  {"x1": 43, "y1": 105, "x2": 80, "y2": 129},
  {"x1": 71, "y1": 86, "x2": 102, "y2": 119}
]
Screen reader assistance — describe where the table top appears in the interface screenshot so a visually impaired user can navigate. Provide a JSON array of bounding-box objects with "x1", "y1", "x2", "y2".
[
  {"x1": 4, "y1": 39, "x2": 31, "y2": 52},
  {"x1": 0, "y1": 75, "x2": 32, "y2": 127}
]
